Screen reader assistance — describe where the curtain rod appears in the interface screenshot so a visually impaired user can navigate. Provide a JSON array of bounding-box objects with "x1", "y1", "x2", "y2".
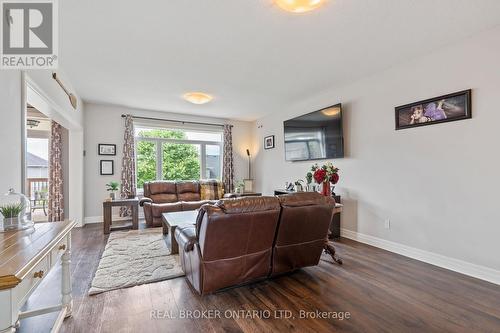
[{"x1": 121, "y1": 114, "x2": 232, "y2": 128}]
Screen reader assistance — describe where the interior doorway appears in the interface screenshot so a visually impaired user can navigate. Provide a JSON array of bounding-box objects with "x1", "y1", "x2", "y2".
[{"x1": 25, "y1": 105, "x2": 50, "y2": 222}]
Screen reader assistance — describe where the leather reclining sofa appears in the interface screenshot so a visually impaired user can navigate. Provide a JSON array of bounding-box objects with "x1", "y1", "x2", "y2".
[
  {"x1": 140, "y1": 181, "x2": 218, "y2": 227},
  {"x1": 174, "y1": 192, "x2": 335, "y2": 295}
]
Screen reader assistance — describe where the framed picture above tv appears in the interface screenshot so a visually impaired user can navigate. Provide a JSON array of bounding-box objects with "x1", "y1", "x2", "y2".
[{"x1": 395, "y1": 90, "x2": 471, "y2": 130}]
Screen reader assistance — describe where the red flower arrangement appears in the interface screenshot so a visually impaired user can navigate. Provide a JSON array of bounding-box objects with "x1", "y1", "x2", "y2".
[
  {"x1": 311, "y1": 162, "x2": 340, "y2": 184},
  {"x1": 311, "y1": 162, "x2": 340, "y2": 196}
]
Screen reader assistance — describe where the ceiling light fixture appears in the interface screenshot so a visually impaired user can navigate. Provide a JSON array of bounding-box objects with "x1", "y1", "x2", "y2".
[
  {"x1": 321, "y1": 107, "x2": 340, "y2": 117},
  {"x1": 274, "y1": 0, "x2": 326, "y2": 13},
  {"x1": 183, "y1": 92, "x2": 214, "y2": 105}
]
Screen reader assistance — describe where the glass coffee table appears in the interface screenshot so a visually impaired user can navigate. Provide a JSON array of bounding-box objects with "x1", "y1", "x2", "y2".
[{"x1": 161, "y1": 210, "x2": 198, "y2": 254}]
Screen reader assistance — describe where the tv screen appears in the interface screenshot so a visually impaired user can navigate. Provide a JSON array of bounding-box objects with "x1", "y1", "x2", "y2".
[{"x1": 284, "y1": 104, "x2": 344, "y2": 161}]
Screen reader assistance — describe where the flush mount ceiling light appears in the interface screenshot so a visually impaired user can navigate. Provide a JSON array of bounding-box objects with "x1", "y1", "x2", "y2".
[
  {"x1": 183, "y1": 92, "x2": 214, "y2": 105},
  {"x1": 274, "y1": 0, "x2": 326, "y2": 13},
  {"x1": 322, "y1": 106, "x2": 341, "y2": 117}
]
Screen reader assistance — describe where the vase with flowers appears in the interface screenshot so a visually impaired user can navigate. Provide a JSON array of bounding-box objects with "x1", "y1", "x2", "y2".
[{"x1": 311, "y1": 162, "x2": 340, "y2": 197}]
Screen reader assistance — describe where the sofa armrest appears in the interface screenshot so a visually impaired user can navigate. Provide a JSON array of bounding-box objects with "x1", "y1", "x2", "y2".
[
  {"x1": 175, "y1": 226, "x2": 197, "y2": 252},
  {"x1": 139, "y1": 197, "x2": 153, "y2": 207}
]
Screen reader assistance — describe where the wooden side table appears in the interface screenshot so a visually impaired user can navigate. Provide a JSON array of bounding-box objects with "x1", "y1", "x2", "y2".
[{"x1": 102, "y1": 198, "x2": 139, "y2": 234}]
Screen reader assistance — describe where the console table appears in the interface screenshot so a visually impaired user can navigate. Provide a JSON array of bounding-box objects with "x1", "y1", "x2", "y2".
[{"x1": 0, "y1": 220, "x2": 76, "y2": 333}]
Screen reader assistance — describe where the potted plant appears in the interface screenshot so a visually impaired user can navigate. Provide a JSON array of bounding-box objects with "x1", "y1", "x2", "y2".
[
  {"x1": 311, "y1": 162, "x2": 340, "y2": 197},
  {"x1": 106, "y1": 181, "x2": 120, "y2": 200},
  {"x1": 0, "y1": 203, "x2": 25, "y2": 229},
  {"x1": 234, "y1": 180, "x2": 245, "y2": 194}
]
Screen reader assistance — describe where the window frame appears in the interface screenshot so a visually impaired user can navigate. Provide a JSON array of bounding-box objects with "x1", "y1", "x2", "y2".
[{"x1": 134, "y1": 127, "x2": 223, "y2": 190}]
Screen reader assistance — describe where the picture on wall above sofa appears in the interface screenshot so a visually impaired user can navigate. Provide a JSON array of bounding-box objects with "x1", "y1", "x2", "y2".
[{"x1": 395, "y1": 89, "x2": 471, "y2": 130}]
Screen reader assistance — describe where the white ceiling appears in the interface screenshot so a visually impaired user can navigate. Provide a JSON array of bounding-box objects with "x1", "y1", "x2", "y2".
[{"x1": 60, "y1": 0, "x2": 500, "y2": 121}]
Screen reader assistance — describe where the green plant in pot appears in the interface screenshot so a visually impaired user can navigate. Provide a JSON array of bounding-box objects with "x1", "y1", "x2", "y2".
[
  {"x1": 306, "y1": 172, "x2": 315, "y2": 191},
  {"x1": 234, "y1": 180, "x2": 245, "y2": 194},
  {"x1": 106, "y1": 181, "x2": 120, "y2": 200},
  {"x1": 0, "y1": 203, "x2": 25, "y2": 228}
]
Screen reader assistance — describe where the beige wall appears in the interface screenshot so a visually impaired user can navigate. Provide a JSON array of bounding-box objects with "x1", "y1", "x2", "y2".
[
  {"x1": 83, "y1": 102, "x2": 253, "y2": 220},
  {"x1": 0, "y1": 72, "x2": 23, "y2": 192},
  {"x1": 252, "y1": 27, "x2": 500, "y2": 282}
]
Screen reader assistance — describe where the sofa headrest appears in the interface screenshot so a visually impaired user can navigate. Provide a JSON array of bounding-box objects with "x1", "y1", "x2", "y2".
[
  {"x1": 278, "y1": 192, "x2": 335, "y2": 207},
  {"x1": 217, "y1": 196, "x2": 280, "y2": 214},
  {"x1": 148, "y1": 181, "x2": 177, "y2": 195},
  {"x1": 176, "y1": 181, "x2": 200, "y2": 194}
]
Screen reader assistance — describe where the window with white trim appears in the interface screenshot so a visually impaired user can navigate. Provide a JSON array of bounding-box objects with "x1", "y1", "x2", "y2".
[{"x1": 134, "y1": 126, "x2": 223, "y2": 190}]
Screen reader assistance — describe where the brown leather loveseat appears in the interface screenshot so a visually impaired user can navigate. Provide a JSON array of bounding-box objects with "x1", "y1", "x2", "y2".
[
  {"x1": 175, "y1": 192, "x2": 335, "y2": 295},
  {"x1": 140, "y1": 181, "x2": 217, "y2": 227}
]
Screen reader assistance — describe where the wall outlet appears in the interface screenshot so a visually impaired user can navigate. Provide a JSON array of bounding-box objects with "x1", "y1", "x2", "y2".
[{"x1": 384, "y1": 218, "x2": 391, "y2": 229}]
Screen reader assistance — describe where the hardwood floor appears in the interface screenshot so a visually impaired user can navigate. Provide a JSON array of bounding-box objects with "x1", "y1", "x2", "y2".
[{"x1": 19, "y1": 223, "x2": 500, "y2": 333}]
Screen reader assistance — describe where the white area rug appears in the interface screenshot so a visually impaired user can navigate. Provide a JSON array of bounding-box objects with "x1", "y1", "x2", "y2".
[{"x1": 88, "y1": 228, "x2": 184, "y2": 295}]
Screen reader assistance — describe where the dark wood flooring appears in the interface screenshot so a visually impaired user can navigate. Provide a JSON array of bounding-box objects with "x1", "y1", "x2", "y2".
[{"x1": 18, "y1": 223, "x2": 500, "y2": 333}]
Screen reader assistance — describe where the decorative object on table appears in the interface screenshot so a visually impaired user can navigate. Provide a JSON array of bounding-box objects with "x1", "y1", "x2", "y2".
[
  {"x1": 0, "y1": 189, "x2": 33, "y2": 232},
  {"x1": 285, "y1": 182, "x2": 295, "y2": 192},
  {"x1": 294, "y1": 179, "x2": 305, "y2": 192},
  {"x1": 106, "y1": 181, "x2": 120, "y2": 200},
  {"x1": 243, "y1": 179, "x2": 254, "y2": 193},
  {"x1": 100, "y1": 160, "x2": 114, "y2": 175},
  {"x1": 264, "y1": 135, "x2": 275, "y2": 149},
  {"x1": 395, "y1": 89, "x2": 471, "y2": 130},
  {"x1": 311, "y1": 162, "x2": 340, "y2": 197},
  {"x1": 98, "y1": 144, "x2": 117, "y2": 156},
  {"x1": 234, "y1": 180, "x2": 245, "y2": 194},
  {"x1": 305, "y1": 172, "x2": 314, "y2": 191}
]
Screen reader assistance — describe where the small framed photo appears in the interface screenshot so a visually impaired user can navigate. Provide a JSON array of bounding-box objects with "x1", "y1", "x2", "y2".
[
  {"x1": 395, "y1": 90, "x2": 471, "y2": 130},
  {"x1": 98, "y1": 144, "x2": 116, "y2": 156},
  {"x1": 100, "y1": 160, "x2": 114, "y2": 175},
  {"x1": 264, "y1": 135, "x2": 275, "y2": 150}
]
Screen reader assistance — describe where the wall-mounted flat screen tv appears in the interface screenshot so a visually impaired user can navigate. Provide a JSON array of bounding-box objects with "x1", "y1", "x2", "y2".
[{"x1": 284, "y1": 104, "x2": 344, "y2": 161}]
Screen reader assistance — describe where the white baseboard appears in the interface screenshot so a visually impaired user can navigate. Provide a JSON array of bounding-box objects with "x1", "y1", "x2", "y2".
[{"x1": 340, "y1": 228, "x2": 500, "y2": 286}]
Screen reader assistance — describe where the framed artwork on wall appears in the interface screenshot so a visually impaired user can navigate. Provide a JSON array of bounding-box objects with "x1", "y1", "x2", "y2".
[
  {"x1": 98, "y1": 144, "x2": 117, "y2": 156},
  {"x1": 264, "y1": 135, "x2": 275, "y2": 149},
  {"x1": 395, "y1": 89, "x2": 471, "y2": 130},
  {"x1": 100, "y1": 160, "x2": 114, "y2": 175}
]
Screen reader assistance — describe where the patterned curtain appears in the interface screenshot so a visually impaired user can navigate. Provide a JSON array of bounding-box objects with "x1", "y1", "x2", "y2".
[
  {"x1": 120, "y1": 115, "x2": 137, "y2": 217},
  {"x1": 222, "y1": 124, "x2": 234, "y2": 193},
  {"x1": 48, "y1": 121, "x2": 64, "y2": 221}
]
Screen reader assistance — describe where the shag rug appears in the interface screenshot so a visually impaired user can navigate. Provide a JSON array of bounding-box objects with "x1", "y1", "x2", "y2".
[{"x1": 88, "y1": 228, "x2": 184, "y2": 295}]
